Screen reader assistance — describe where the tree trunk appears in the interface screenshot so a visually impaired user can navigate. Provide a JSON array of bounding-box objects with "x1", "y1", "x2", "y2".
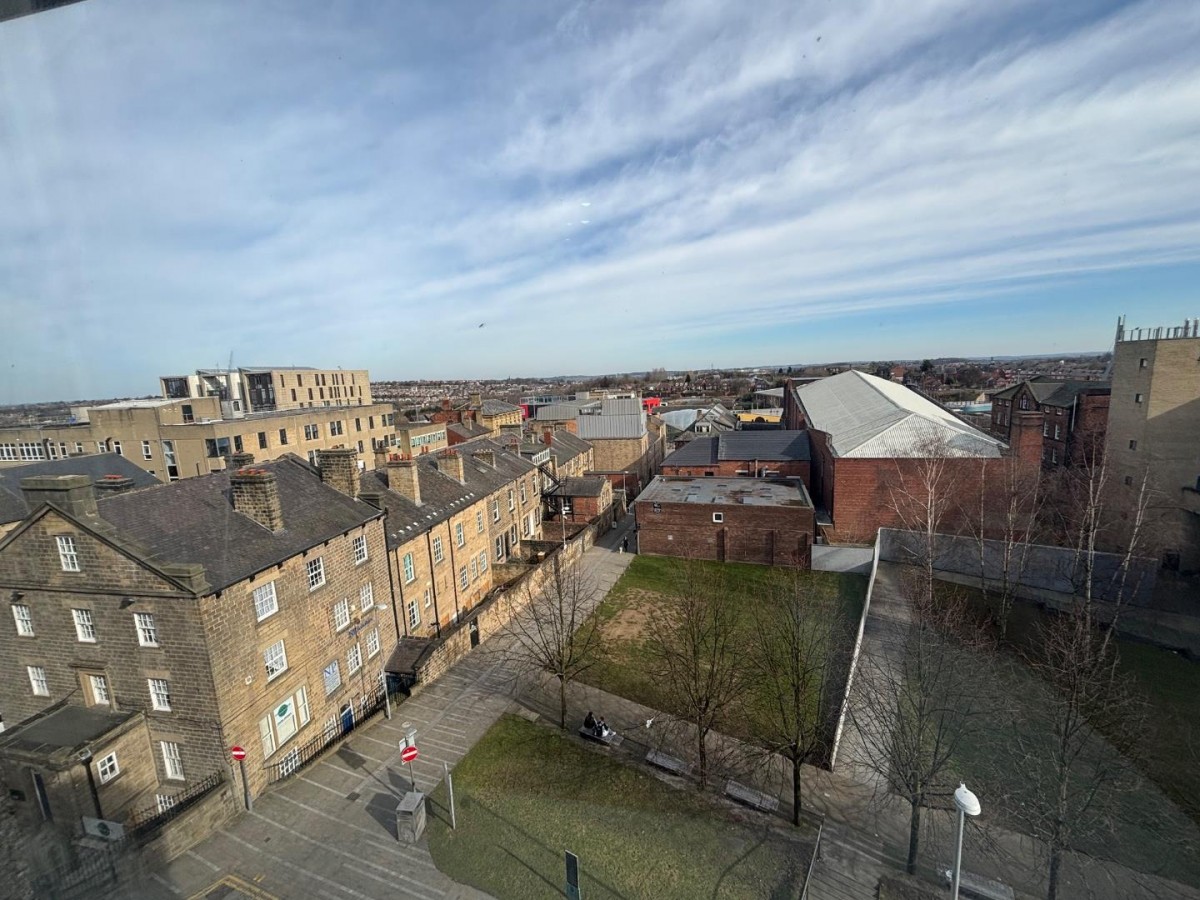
[
  {"x1": 906, "y1": 800, "x2": 922, "y2": 875},
  {"x1": 1047, "y1": 846, "x2": 1062, "y2": 900},
  {"x1": 559, "y1": 676, "x2": 567, "y2": 731},
  {"x1": 791, "y1": 753, "x2": 802, "y2": 826},
  {"x1": 697, "y1": 729, "x2": 708, "y2": 789}
]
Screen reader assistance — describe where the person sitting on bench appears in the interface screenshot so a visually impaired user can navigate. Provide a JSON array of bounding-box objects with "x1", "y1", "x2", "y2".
[
  {"x1": 596, "y1": 718, "x2": 611, "y2": 737},
  {"x1": 583, "y1": 711, "x2": 597, "y2": 731}
]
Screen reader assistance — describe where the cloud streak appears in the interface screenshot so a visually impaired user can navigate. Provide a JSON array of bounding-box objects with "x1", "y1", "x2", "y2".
[{"x1": 1, "y1": 0, "x2": 1199, "y2": 399}]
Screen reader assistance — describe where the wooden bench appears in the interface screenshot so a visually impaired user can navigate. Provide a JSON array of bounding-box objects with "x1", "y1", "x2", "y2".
[
  {"x1": 578, "y1": 727, "x2": 623, "y2": 748},
  {"x1": 724, "y1": 780, "x2": 779, "y2": 813},
  {"x1": 940, "y1": 868, "x2": 1015, "y2": 900},
  {"x1": 645, "y1": 749, "x2": 691, "y2": 776}
]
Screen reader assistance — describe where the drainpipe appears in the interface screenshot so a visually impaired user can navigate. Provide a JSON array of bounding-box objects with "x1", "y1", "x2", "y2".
[{"x1": 424, "y1": 533, "x2": 442, "y2": 639}]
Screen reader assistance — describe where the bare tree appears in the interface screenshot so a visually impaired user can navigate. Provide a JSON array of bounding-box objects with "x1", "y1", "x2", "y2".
[
  {"x1": 496, "y1": 555, "x2": 602, "y2": 729},
  {"x1": 851, "y1": 572, "x2": 996, "y2": 874},
  {"x1": 645, "y1": 562, "x2": 744, "y2": 789},
  {"x1": 746, "y1": 567, "x2": 852, "y2": 825},
  {"x1": 885, "y1": 435, "x2": 964, "y2": 598}
]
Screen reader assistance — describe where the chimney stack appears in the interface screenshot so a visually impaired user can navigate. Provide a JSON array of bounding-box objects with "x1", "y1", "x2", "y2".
[
  {"x1": 386, "y1": 454, "x2": 421, "y2": 506},
  {"x1": 469, "y1": 392, "x2": 483, "y2": 408},
  {"x1": 472, "y1": 449, "x2": 495, "y2": 468},
  {"x1": 230, "y1": 468, "x2": 284, "y2": 531},
  {"x1": 436, "y1": 448, "x2": 465, "y2": 484},
  {"x1": 318, "y1": 447, "x2": 359, "y2": 499},
  {"x1": 229, "y1": 451, "x2": 255, "y2": 469},
  {"x1": 20, "y1": 475, "x2": 98, "y2": 519},
  {"x1": 542, "y1": 427, "x2": 555, "y2": 446},
  {"x1": 1007, "y1": 410, "x2": 1046, "y2": 468}
]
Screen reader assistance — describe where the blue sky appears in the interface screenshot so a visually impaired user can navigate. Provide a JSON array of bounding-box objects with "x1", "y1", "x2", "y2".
[{"x1": 2, "y1": 0, "x2": 1199, "y2": 402}]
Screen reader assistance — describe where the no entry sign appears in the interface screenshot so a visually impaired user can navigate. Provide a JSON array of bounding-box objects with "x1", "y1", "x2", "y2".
[
  {"x1": 231, "y1": 746, "x2": 247, "y2": 761},
  {"x1": 400, "y1": 745, "x2": 419, "y2": 764}
]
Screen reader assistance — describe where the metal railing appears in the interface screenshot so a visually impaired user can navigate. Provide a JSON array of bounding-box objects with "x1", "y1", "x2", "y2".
[
  {"x1": 126, "y1": 771, "x2": 225, "y2": 837},
  {"x1": 265, "y1": 683, "x2": 390, "y2": 784}
]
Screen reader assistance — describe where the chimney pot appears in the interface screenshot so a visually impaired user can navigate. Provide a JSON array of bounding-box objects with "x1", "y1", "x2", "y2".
[
  {"x1": 436, "y1": 448, "x2": 466, "y2": 483},
  {"x1": 229, "y1": 451, "x2": 255, "y2": 469}
]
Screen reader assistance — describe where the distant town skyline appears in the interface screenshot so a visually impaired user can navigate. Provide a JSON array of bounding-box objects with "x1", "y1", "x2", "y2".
[{"x1": 3, "y1": 1, "x2": 1199, "y2": 403}]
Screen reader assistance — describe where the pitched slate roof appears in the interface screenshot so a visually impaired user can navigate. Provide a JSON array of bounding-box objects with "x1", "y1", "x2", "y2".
[
  {"x1": 992, "y1": 379, "x2": 1110, "y2": 407},
  {"x1": 548, "y1": 430, "x2": 591, "y2": 465},
  {"x1": 446, "y1": 420, "x2": 491, "y2": 441},
  {"x1": 479, "y1": 399, "x2": 522, "y2": 416},
  {"x1": 95, "y1": 455, "x2": 380, "y2": 592},
  {"x1": 361, "y1": 440, "x2": 536, "y2": 549},
  {"x1": 0, "y1": 454, "x2": 161, "y2": 525},
  {"x1": 661, "y1": 431, "x2": 811, "y2": 467},
  {"x1": 796, "y1": 371, "x2": 1003, "y2": 459}
]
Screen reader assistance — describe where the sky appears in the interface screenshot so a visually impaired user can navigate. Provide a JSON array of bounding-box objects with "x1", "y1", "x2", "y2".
[{"x1": 1, "y1": 0, "x2": 1199, "y2": 402}]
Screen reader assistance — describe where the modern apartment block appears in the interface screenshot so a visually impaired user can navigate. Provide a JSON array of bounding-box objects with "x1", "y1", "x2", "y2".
[
  {"x1": 394, "y1": 420, "x2": 449, "y2": 457},
  {"x1": 159, "y1": 366, "x2": 372, "y2": 414},
  {"x1": 0, "y1": 368, "x2": 399, "y2": 480},
  {"x1": 0, "y1": 451, "x2": 394, "y2": 838},
  {"x1": 1105, "y1": 317, "x2": 1200, "y2": 572}
]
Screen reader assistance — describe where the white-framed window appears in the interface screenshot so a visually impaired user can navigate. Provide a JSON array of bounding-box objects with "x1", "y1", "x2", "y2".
[
  {"x1": 492, "y1": 499, "x2": 500, "y2": 522},
  {"x1": 28, "y1": 665, "x2": 48, "y2": 696},
  {"x1": 306, "y1": 557, "x2": 325, "y2": 591},
  {"x1": 333, "y1": 598, "x2": 351, "y2": 631},
  {"x1": 88, "y1": 674, "x2": 110, "y2": 705},
  {"x1": 134, "y1": 612, "x2": 158, "y2": 646},
  {"x1": 432, "y1": 537, "x2": 444, "y2": 563},
  {"x1": 367, "y1": 627, "x2": 380, "y2": 658},
  {"x1": 479, "y1": 551, "x2": 488, "y2": 573},
  {"x1": 508, "y1": 489, "x2": 515, "y2": 511},
  {"x1": 98, "y1": 752, "x2": 120, "y2": 783},
  {"x1": 75, "y1": 441, "x2": 84, "y2": 454},
  {"x1": 12, "y1": 604, "x2": 33, "y2": 636},
  {"x1": 522, "y1": 514, "x2": 531, "y2": 537},
  {"x1": 141, "y1": 440, "x2": 153, "y2": 460},
  {"x1": 510, "y1": 525, "x2": 517, "y2": 544},
  {"x1": 1054, "y1": 425, "x2": 1061, "y2": 440},
  {"x1": 252, "y1": 581, "x2": 278, "y2": 621},
  {"x1": 113, "y1": 441, "x2": 123, "y2": 457},
  {"x1": 262, "y1": 686, "x2": 309, "y2": 752},
  {"x1": 455, "y1": 522, "x2": 465, "y2": 547},
  {"x1": 347, "y1": 643, "x2": 362, "y2": 675},
  {"x1": 323, "y1": 660, "x2": 342, "y2": 695},
  {"x1": 459, "y1": 566, "x2": 469, "y2": 590},
  {"x1": 1042, "y1": 422, "x2": 1049, "y2": 437},
  {"x1": 307, "y1": 449, "x2": 319, "y2": 466},
  {"x1": 520, "y1": 481, "x2": 527, "y2": 503},
  {"x1": 352, "y1": 534, "x2": 368, "y2": 564},
  {"x1": 712, "y1": 512, "x2": 724, "y2": 523},
  {"x1": 423, "y1": 587, "x2": 432, "y2": 608},
  {"x1": 304, "y1": 423, "x2": 320, "y2": 440},
  {"x1": 96, "y1": 441, "x2": 107, "y2": 454},
  {"x1": 359, "y1": 582, "x2": 373, "y2": 612},
  {"x1": 149, "y1": 678, "x2": 171, "y2": 711},
  {"x1": 72, "y1": 608, "x2": 97, "y2": 642},
  {"x1": 469, "y1": 558, "x2": 478, "y2": 580},
  {"x1": 161, "y1": 741, "x2": 184, "y2": 780},
  {"x1": 264, "y1": 639, "x2": 288, "y2": 681},
  {"x1": 156, "y1": 794, "x2": 177, "y2": 814},
  {"x1": 495, "y1": 536, "x2": 504, "y2": 561},
  {"x1": 1135, "y1": 393, "x2": 1144, "y2": 404},
  {"x1": 57, "y1": 535, "x2": 80, "y2": 572},
  {"x1": 476, "y1": 510, "x2": 484, "y2": 533},
  {"x1": 403, "y1": 552, "x2": 415, "y2": 583}
]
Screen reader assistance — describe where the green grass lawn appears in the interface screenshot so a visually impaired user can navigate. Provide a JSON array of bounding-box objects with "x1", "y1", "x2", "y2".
[
  {"x1": 579, "y1": 556, "x2": 868, "y2": 757},
  {"x1": 943, "y1": 585, "x2": 1200, "y2": 885},
  {"x1": 426, "y1": 714, "x2": 816, "y2": 900}
]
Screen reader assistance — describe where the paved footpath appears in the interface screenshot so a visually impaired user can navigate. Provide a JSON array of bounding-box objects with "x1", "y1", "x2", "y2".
[{"x1": 128, "y1": 519, "x2": 639, "y2": 900}]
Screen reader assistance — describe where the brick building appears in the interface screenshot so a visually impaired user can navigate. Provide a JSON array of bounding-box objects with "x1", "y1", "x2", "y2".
[
  {"x1": 0, "y1": 451, "x2": 393, "y2": 840},
  {"x1": 0, "y1": 393, "x2": 399, "y2": 481},
  {"x1": 634, "y1": 476, "x2": 814, "y2": 567},
  {"x1": 429, "y1": 394, "x2": 524, "y2": 436},
  {"x1": 1104, "y1": 317, "x2": 1200, "y2": 572},
  {"x1": 575, "y1": 399, "x2": 667, "y2": 498},
  {"x1": 783, "y1": 371, "x2": 1011, "y2": 542},
  {"x1": 659, "y1": 431, "x2": 811, "y2": 485},
  {"x1": 547, "y1": 476, "x2": 613, "y2": 525},
  {"x1": 989, "y1": 379, "x2": 1110, "y2": 467}
]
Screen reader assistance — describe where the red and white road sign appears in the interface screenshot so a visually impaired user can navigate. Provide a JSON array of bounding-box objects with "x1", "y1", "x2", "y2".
[
  {"x1": 400, "y1": 745, "x2": 419, "y2": 764},
  {"x1": 231, "y1": 746, "x2": 247, "y2": 761}
]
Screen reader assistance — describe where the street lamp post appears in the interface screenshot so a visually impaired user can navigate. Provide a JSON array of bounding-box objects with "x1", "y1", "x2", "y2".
[{"x1": 951, "y1": 783, "x2": 981, "y2": 900}]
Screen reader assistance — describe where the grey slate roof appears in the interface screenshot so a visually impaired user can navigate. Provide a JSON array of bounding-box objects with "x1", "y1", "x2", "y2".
[
  {"x1": 96, "y1": 455, "x2": 381, "y2": 592},
  {"x1": 479, "y1": 399, "x2": 522, "y2": 416},
  {"x1": 548, "y1": 430, "x2": 591, "y2": 465},
  {"x1": 661, "y1": 431, "x2": 811, "y2": 467},
  {"x1": 992, "y1": 379, "x2": 1110, "y2": 407},
  {"x1": 796, "y1": 371, "x2": 1003, "y2": 459},
  {"x1": 0, "y1": 454, "x2": 161, "y2": 525},
  {"x1": 551, "y1": 476, "x2": 607, "y2": 498},
  {"x1": 361, "y1": 439, "x2": 536, "y2": 549},
  {"x1": 447, "y1": 420, "x2": 490, "y2": 441}
]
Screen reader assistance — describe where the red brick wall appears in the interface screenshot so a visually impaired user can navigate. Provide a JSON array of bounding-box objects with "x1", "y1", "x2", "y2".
[{"x1": 635, "y1": 501, "x2": 813, "y2": 567}]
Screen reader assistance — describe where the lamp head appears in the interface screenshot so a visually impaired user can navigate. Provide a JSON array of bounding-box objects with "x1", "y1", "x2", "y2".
[{"x1": 954, "y1": 783, "x2": 981, "y2": 817}]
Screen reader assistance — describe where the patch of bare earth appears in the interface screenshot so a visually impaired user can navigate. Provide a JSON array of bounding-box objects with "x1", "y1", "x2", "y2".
[{"x1": 601, "y1": 588, "x2": 660, "y2": 643}]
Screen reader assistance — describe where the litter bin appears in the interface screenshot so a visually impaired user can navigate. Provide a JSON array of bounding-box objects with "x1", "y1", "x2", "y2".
[{"x1": 396, "y1": 791, "x2": 426, "y2": 843}]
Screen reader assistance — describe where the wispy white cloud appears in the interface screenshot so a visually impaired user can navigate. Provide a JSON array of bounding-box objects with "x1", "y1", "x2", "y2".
[{"x1": 0, "y1": 0, "x2": 1198, "y2": 399}]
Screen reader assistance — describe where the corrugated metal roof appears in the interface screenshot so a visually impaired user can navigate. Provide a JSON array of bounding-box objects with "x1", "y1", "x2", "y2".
[
  {"x1": 601, "y1": 398, "x2": 643, "y2": 416},
  {"x1": 576, "y1": 413, "x2": 646, "y2": 440},
  {"x1": 535, "y1": 403, "x2": 582, "y2": 421},
  {"x1": 797, "y1": 371, "x2": 1002, "y2": 458}
]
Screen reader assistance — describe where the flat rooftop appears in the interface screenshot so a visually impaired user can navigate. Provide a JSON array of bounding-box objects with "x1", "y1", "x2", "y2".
[
  {"x1": 0, "y1": 705, "x2": 139, "y2": 764},
  {"x1": 636, "y1": 475, "x2": 812, "y2": 508}
]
